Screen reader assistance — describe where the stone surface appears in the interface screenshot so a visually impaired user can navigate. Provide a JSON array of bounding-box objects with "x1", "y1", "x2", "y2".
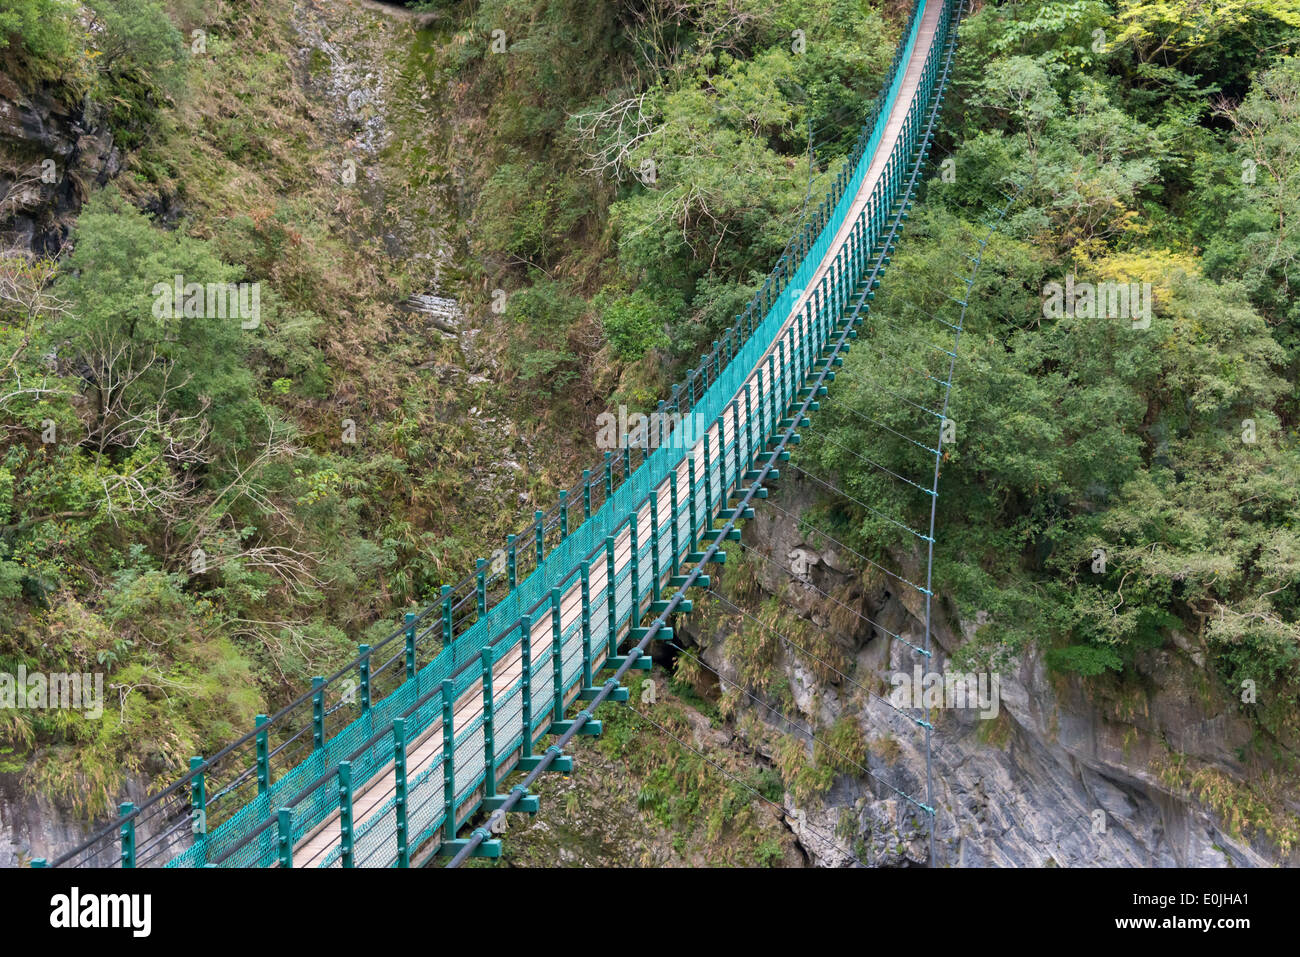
[
  {"x1": 0, "y1": 71, "x2": 121, "y2": 255},
  {"x1": 683, "y1": 476, "x2": 1295, "y2": 867}
]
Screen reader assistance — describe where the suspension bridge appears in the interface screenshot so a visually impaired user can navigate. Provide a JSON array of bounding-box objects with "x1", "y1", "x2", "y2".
[{"x1": 36, "y1": 0, "x2": 1016, "y2": 869}]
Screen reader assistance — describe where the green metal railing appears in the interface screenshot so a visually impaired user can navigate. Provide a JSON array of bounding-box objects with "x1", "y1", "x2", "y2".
[{"x1": 42, "y1": 0, "x2": 962, "y2": 869}]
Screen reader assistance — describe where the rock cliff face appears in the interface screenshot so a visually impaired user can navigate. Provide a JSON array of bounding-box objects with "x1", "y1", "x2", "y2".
[
  {"x1": 681, "y1": 476, "x2": 1296, "y2": 867},
  {"x1": 0, "y1": 772, "x2": 89, "y2": 867},
  {"x1": 0, "y1": 770, "x2": 144, "y2": 868},
  {"x1": 0, "y1": 75, "x2": 121, "y2": 866},
  {"x1": 0, "y1": 72, "x2": 121, "y2": 255}
]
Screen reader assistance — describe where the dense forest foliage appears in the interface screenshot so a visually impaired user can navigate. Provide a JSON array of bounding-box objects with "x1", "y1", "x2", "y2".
[
  {"x1": 0, "y1": 0, "x2": 1297, "y2": 853},
  {"x1": 803, "y1": 0, "x2": 1300, "y2": 839}
]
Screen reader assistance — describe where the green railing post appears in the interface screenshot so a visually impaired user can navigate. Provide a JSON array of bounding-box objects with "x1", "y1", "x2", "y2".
[
  {"x1": 818, "y1": 277, "x2": 829, "y2": 341},
  {"x1": 767, "y1": 354, "x2": 777, "y2": 442},
  {"x1": 507, "y1": 534, "x2": 517, "y2": 589},
  {"x1": 480, "y1": 648, "x2": 496, "y2": 801},
  {"x1": 670, "y1": 463, "x2": 681, "y2": 575},
  {"x1": 842, "y1": 243, "x2": 851, "y2": 304},
  {"x1": 688, "y1": 451, "x2": 698, "y2": 547},
  {"x1": 256, "y1": 714, "x2": 269, "y2": 795},
  {"x1": 622, "y1": 444, "x2": 632, "y2": 481},
  {"x1": 338, "y1": 760, "x2": 354, "y2": 868},
  {"x1": 551, "y1": 587, "x2": 564, "y2": 720},
  {"x1": 702, "y1": 432, "x2": 714, "y2": 528},
  {"x1": 629, "y1": 513, "x2": 641, "y2": 618},
  {"x1": 793, "y1": 312, "x2": 803, "y2": 390},
  {"x1": 650, "y1": 492, "x2": 661, "y2": 602},
  {"x1": 582, "y1": 628, "x2": 595, "y2": 697},
  {"x1": 405, "y1": 611, "x2": 417, "y2": 678},
  {"x1": 605, "y1": 535, "x2": 617, "y2": 659},
  {"x1": 358, "y1": 645, "x2": 371, "y2": 713},
  {"x1": 441, "y1": 679, "x2": 456, "y2": 841},
  {"x1": 559, "y1": 490, "x2": 569, "y2": 539},
  {"x1": 520, "y1": 615, "x2": 533, "y2": 759},
  {"x1": 475, "y1": 559, "x2": 487, "y2": 615},
  {"x1": 441, "y1": 584, "x2": 453, "y2": 645},
  {"x1": 744, "y1": 384, "x2": 753, "y2": 470},
  {"x1": 604, "y1": 451, "x2": 613, "y2": 499},
  {"x1": 189, "y1": 756, "x2": 207, "y2": 856},
  {"x1": 734, "y1": 399, "x2": 744, "y2": 492},
  {"x1": 580, "y1": 561, "x2": 593, "y2": 689},
  {"x1": 778, "y1": 340, "x2": 787, "y2": 411},
  {"x1": 804, "y1": 303, "x2": 813, "y2": 376},
  {"x1": 393, "y1": 717, "x2": 409, "y2": 867},
  {"x1": 720, "y1": 404, "x2": 731, "y2": 496},
  {"x1": 312, "y1": 677, "x2": 325, "y2": 750},
  {"x1": 812, "y1": 289, "x2": 822, "y2": 354},
  {"x1": 535, "y1": 511, "x2": 545, "y2": 563},
  {"x1": 582, "y1": 469, "x2": 592, "y2": 519},
  {"x1": 276, "y1": 807, "x2": 293, "y2": 868},
  {"x1": 119, "y1": 802, "x2": 135, "y2": 868}
]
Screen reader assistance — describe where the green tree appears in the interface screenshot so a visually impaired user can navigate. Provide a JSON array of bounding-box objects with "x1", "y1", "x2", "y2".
[
  {"x1": 53, "y1": 188, "x2": 262, "y2": 459},
  {"x1": 599, "y1": 288, "x2": 671, "y2": 361},
  {"x1": 0, "y1": 0, "x2": 77, "y2": 74}
]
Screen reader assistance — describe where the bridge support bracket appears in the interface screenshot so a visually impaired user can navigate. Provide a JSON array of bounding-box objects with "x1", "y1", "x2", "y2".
[
  {"x1": 579, "y1": 684, "x2": 629, "y2": 703},
  {"x1": 518, "y1": 747, "x2": 573, "y2": 773},
  {"x1": 483, "y1": 788, "x2": 540, "y2": 814},
  {"x1": 667, "y1": 575, "x2": 706, "y2": 589},
  {"x1": 631, "y1": 626, "x2": 672, "y2": 641},
  {"x1": 717, "y1": 507, "x2": 755, "y2": 522},
  {"x1": 551, "y1": 711, "x2": 602, "y2": 736},
  {"x1": 650, "y1": 598, "x2": 691, "y2": 613},
  {"x1": 436, "y1": 830, "x2": 502, "y2": 859},
  {"x1": 685, "y1": 550, "x2": 726, "y2": 564},
  {"x1": 606, "y1": 653, "x2": 653, "y2": 671}
]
